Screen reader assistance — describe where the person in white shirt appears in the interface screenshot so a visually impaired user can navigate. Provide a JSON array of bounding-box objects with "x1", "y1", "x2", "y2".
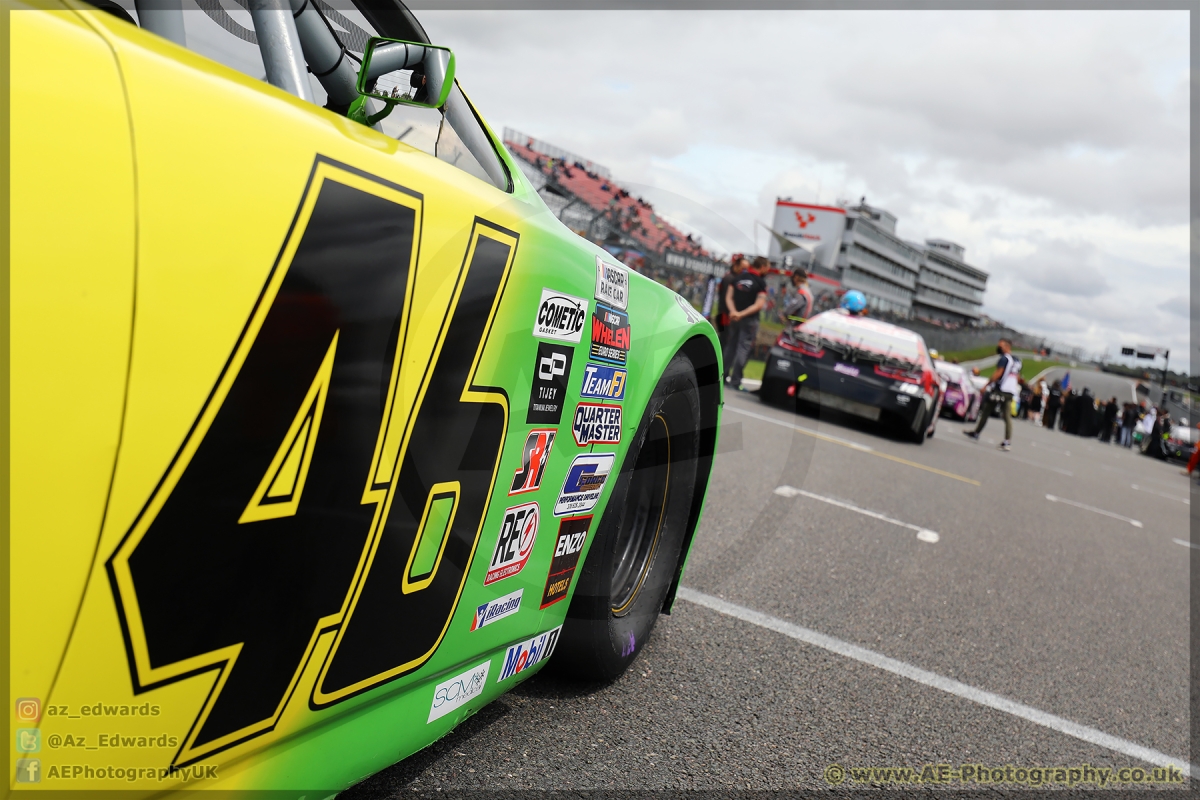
[{"x1": 964, "y1": 338, "x2": 1023, "y2": 450}]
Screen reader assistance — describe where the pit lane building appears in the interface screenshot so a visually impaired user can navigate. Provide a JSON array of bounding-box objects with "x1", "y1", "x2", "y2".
[{"x1": 770, "y1": 200, "x2": 989, "y2": 324}]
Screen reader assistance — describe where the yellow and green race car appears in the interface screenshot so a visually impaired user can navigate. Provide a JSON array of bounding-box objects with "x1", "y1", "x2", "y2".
[{"x1": 9, "y1": 0, "x2": 722, "y2": 791}]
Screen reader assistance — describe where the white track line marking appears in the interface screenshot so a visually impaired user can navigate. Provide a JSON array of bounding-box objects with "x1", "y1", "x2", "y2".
[
  {"x1": 1172, "y1": 538, "x2": 1199, "y2": 550},
  {"x1": 1130, "y1": 483, "x2": 1189, "y2": 505},
  {"x1": 775, "y1": 485, "x2": 939, "y2": 543},
  {"x1": 677, "y1": 587, "x2": 1193, "y2": 777},
  {"x1": 938, "y1": 434, "x2": 1073, "y2": 476},
  {"x1": 1045, "y1": 494, "x2": 1143, "y2": 527}
]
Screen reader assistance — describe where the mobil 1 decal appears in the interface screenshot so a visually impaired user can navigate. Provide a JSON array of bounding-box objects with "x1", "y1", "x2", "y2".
[
  {"x1": 510, "y1": 428, "x2": 556, "y2": 495},
  {"x1": 105, "y1": 158, "x2": 519, "y2": 766},
  {"x1": 499, "y1": 626, "x2": 561, "y2": 681},
  {"x1": 526, "y1": 342, "x2": 573, "y2": 425},
  {"x1": 579, "y1": 363, "x2": 626, "y2": 401},
  {"x1": 590, "y1": 303, "x2": 630, "y2": 365},
  {"x1": 533, "y1": 288, "x2": 588, "y2": 343},
  {"x1": 484, "y1": 502, "x2": 539, "y2": 585},
  {"x1": 594, "y1": 255, "x2": 629, "y2": 311},
  {"x1": 541, "y1": 515, "x2": 592, "y2": 608},
  {"x1": 572, "y1": 402, "x2": 621, "y2": 446}
]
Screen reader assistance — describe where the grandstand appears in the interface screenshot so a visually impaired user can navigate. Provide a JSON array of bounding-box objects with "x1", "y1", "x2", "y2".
[{"x1": 502, "y1": 130, "x2": 719, "y2": 308}]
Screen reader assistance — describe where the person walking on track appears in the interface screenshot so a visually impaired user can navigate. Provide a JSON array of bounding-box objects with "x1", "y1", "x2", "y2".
[{"x1": 964, "y1": 337, "x2": 1023, "y2": 450}]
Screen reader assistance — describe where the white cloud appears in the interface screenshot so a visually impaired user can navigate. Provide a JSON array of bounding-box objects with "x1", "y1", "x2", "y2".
[{"x1": 420, "y1": 9, "x2": 1189, "y2": 369}]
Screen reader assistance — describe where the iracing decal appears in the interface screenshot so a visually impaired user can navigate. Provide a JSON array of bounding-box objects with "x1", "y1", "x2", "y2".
[
  {"x1": 534, "y1": 288, "x2": 588, "y2": 343},
  {"x1": 594, "y1": 255, "x2": 629, "y2": 311},
  {"x1": 541, "y1": 515, "x2": 592, "y2": 608},
  {"x1": 579, "y1": 363, "x2": 627, "y2": 401},
  {"x1": 510, "y1": 429, "x2": 556, "y2": 495},
  {"x1": 484, "y1": 502, "x2": 539, "y2": 585},
  {"x1": 498, "y1": 626, "x2": 562, "y2": 681},
  {"x1": 527, "y1": 342, "x2": 573, "y2": 425},
  {"x1": 428, "y1": 661, "x2": 490, "y2": 722},
  {"x1": 589, "y1": 303, "x2": 630, "y2": 365},
  {"x1": 469, "y1": 588, "x2": 522, "y2": 631},
  {"x1": 571, "y1": 402, "x2": 622, "y2": 446},
  {"x1": 554, "y1": 453, "x2": 615, "y2": 516}
]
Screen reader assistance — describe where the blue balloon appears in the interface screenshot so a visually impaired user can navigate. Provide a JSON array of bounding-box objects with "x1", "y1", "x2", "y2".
[{"x1": 841, "y1": 290, "x2": 867, "y2": 313}]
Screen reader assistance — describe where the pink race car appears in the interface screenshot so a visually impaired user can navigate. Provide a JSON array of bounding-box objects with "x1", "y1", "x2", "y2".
[{"x1": 935, "y1": 361, "x2": 981, "y2": 422}]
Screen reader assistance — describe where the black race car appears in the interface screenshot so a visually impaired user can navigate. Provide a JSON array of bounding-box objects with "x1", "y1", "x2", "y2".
[{"x1": 759, "y1": 310, "x2": 944, "y2": 444}]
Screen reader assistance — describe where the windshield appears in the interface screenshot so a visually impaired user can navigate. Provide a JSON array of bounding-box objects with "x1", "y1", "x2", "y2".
[{"x1": 800, "y1": 311, "x2": 923, "y2": 362}]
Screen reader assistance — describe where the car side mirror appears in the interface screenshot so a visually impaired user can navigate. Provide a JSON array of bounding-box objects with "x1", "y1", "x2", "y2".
[{"x1": 350, "y1": 37, "x2": 455, "y2": 125}]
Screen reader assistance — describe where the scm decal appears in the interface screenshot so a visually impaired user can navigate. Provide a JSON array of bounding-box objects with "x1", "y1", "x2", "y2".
[{"x1": 107, "y1": 158, "x2": 519, "y2": 767}]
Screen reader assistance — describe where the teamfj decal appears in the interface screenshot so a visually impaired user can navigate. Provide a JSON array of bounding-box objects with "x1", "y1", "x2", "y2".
[
  {"x1": 527, "y1": 342, "x2": 573, "y2": 425},
  {"x1": 484, "y1": 502, "x2": 539, "y2": 585},
  {"x1": 469, "y1": 588, "x2": 523, "y2": 631},
  {"x1": 541, "y1": 515, "x2": 592, "y2": 608},
  {"x1": 554, "y1": 453, "x2": 615, "y2": 516},
  {"x1": 579, "y1": 363, "x2": 627, "y2": 401},
  {"x1": 534, "y1": 288, "x2": 588, "y2": 343},
  {"x1": 428, "y1": 661, "x2": 490, "y2": 723},
  {"x1": 590, "y1": 304, "x2": 630, "y2": 365},
  {"x1": 498, "y1": 626, "x2": 562, "y2": 681},
  {"x1": 595, "y1": 255, "x2": 629, "y2": 311},
  {"x1": 510, "y1": 429, "x2": 556, "y2": 495},
  {"x1": 572, "y1": 402, "x2": 622, "y2": 446}
]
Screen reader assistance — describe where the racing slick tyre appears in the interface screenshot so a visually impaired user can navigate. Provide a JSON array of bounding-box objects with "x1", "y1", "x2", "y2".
[
  {"x1": 907, "y1": 405, "x2": 932, "y2": 444},
  {"x1": 550, "y1": 353, "x2": 702, "y2": 682}
]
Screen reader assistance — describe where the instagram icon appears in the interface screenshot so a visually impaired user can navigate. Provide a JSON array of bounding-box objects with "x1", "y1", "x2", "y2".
[{"x1": 15, "y1": 698, "x2": 40, "y2": 722}]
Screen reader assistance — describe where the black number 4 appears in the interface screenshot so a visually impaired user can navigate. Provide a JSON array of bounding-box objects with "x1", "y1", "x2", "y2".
[{"x1": 107, "y1": 159, "x2": 517, "y2": 767}]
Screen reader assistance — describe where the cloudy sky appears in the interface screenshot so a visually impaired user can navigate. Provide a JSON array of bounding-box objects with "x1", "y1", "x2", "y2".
[{"x1": 417, "y1": 10, "x2": 1190, "y2": 369}]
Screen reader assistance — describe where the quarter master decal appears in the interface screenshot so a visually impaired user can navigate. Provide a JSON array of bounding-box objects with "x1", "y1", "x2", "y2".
[
  {"x1": 533, "y1": 288, "x2": 588, "y2": 343},
  {"x1": 498, "y1": 626, "x2": 562, "y2": 681},
  {"x1": 510, "y1": 429, "x2": 556, "y2": 495},
  {"x1": 526, "y1": 342, "x2": 573, "y2": 425},
  {"x1": 541, "y1": 516, "x2": 592, "y2": 608},
  {"x1": 590, "y1": 303, "x2": 630, "y2": 365},
  {"x1": 484, "y1": 502, "x2": 539, "y2": 585},
  {"x1": 554, "y1": 453, "x2": 615, "y2": 516},
  {"x1": 571, "y1": 402, "x2": 622, "y2": 446}
]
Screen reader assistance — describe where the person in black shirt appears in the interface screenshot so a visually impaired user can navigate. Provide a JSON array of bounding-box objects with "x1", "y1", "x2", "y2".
[
  {"x1": 723, "y1": 256, "x2": 769, "y2": 390},
  {"x1": 1043, "y1": 380, "x2": 1062, "y2": 430},
  {"x1": 712, "y1": 256, "x2": 745, "y2": 349}
]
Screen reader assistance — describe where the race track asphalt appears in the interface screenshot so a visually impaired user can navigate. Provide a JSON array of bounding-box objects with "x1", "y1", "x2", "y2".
[{"x1": 344, "y1": 390, "x2": 1191, "y2": 794}]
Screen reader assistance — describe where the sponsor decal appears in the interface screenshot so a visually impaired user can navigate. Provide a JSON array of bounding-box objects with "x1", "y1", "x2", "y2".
[
  {"x1": 541, "y1": 515, "x2": 592, "y2": 608},
  {"x1": 572, "y1": 402, "x2": 622, "y2": 446},
  {"x1": 675, "y1": 293, "x2": 703, "y2": 324},
  {"x1": 527, "y1": 343, "x2": 573, "y2": 424},
  {"x1": 483, "y1": 502, "x2": 539, "y2": 585},
  {"x1": 510, "y1": 429, "x2": 556, "y2": 495},
  {"x1": 499, "y1": 626, "x2": 562, "y2": 681},
  {"x1": 579, "y1": 363, "x2": 627, "y2": 401},
  {"x1": 834, "y1": 362, "x2": 859, "y2": 377},
  {"x1": 554, "y1": 453, "x2": 615, "y2": 516},
  {"x1": 589, "y1": 303, "x2": 630, "y2": 365},
  {"x1": 428, "y1": 661, "x2": 490, "y2": 723},
  {"x1": 594, "y1": 255, "x2": 629, "y2": 311},
  {"x1": 533, "y1": 288, "x2": 588, "y2": 343},
  {"x1": 470, "y1": 588, "x2": 523, "y2": 631}
]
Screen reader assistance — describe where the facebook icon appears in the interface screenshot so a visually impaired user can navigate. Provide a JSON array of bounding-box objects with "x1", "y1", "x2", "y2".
[{"x1": 16, "y1": 758, "x2": 40, "y2": 783}]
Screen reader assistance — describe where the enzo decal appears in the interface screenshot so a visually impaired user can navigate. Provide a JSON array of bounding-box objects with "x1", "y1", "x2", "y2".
[
  {"x1": 498, "y1": 626, "x2": 562, "y2": 681},
  {"x1": 469, "y1": 588, "x2": 522, "y2": 631},
  {"x1": 594, "y1": 255, "x2": 629, "y2": 311},
  {"x1": 106, "y1": 159, "x2": 519, "y2": 766},
  {"x1": 554, "y1": 453, "x2": 615, "y2": 516},
  {"x1": 428, "y1": 661, "x2": 490, "y2": 723},
  {"x1": 533, "y1": 288, "x2": 588, "y2": 343},
  {"x1": 526, "y1": 342, "x2": 573, "y2": 425},
  {"x1": 509, "y1": 429, "x2": 556, "y2": 495},
  {"x1": 541, "y1": 516, "x2": 591, "y2": 608},
  {"x1": 484, "y1": 502, "x2": 539, "y2": 585},
  {"x1": 590, "y1": 303, "x2": 630, "y2": 365},
  {"x1": 579, "y1": 363, "x2": 626, "y2": 401},
  {"x1": 571, "y1": 402, "x2": 622, "y2": 446}
]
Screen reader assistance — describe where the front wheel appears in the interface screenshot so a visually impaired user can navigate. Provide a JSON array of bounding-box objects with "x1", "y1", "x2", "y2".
[{"x1": 550, "y1": 353, "x2": 702, "y2": 681}]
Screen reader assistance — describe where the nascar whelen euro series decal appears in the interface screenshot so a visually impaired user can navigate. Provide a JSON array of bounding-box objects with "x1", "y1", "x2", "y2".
[
  {"x1": 541, "y1": 516, "x2": 591, "y2": 608},
  {"x1": 572, "y1": 402, "x2": 621, "y2": 446},
  {"x1": 554, "y1": 453, "x2": 614, "y2": 516},
  {"x1": 484, "y1": 502, "x2": 539, "y2": 585},
  {"x1": 590, "y1": 303, "x2": 630, "y2": 366}
]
